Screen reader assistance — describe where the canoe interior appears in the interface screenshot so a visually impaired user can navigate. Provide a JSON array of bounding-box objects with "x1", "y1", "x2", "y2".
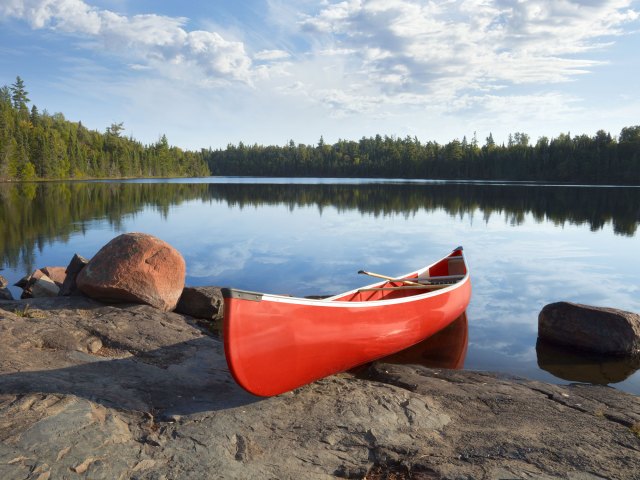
[{"x1": 329, "y1": 248, "x2": 467, "y2": 303}]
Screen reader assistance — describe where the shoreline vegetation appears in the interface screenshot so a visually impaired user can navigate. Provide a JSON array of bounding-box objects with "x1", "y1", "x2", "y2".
[{"x1": 1, "y1": 76, "x2": 639, "y2": 184}]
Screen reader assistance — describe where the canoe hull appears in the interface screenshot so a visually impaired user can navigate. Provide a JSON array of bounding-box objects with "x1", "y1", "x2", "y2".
[{"x1": 223, "y1": 248, "x2": 471, "y2": 396}]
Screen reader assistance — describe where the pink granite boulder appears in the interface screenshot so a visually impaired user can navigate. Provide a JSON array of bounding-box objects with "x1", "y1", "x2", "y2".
[{"x1": 76, "y1": 233, "x2": 186, "y2": 311}]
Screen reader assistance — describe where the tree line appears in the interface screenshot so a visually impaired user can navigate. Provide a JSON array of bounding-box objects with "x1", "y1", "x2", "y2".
[
  {"x1": 0, "y1": 76, "x2": 209, "y2": 180},
  {"x1": 1, "y1": 76, "x2": 638, "y2": 184},
  {"x1": 206, "y1": 128, "x2": 640, "y2": 184}
]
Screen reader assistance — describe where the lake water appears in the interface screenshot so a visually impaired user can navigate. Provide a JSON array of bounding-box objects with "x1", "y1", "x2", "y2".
[{"x1": 1, "y1": 178, "x2": 639, "y2": 394}]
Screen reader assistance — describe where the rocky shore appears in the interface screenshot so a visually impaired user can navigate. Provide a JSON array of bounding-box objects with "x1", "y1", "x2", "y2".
[{"x1": 1, "y1": 296, "x2": 639, "y2": 480}]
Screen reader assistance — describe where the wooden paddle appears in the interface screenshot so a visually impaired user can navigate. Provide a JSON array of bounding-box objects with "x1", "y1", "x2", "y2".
[
  {"x1": 358, "y1": 284, "x2": 449, "y2": 292},
  {"x1": 357, "y1": 270, "x2": 423, "y2": 287}
]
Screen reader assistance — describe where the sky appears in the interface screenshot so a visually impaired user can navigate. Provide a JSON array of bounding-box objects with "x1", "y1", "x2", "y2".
[{"x1": 0, "y1": 0, "x2": 639, "y2": 150}]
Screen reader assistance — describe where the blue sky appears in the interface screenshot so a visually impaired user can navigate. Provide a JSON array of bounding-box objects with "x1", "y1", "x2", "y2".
[{"x1": 1, "y1": 0, "x2": 638, "y2": 150}]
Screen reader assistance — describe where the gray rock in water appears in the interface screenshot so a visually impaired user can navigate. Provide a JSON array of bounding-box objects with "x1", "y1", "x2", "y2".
[
  {"x1": 539, "y1": 302, "x2": 640, "y2": 356},
  {"x1": 0, "y1": 297, "x2": 639, "y2": 479},
  {"x1": 175, "y1": 286, "x2": 224, "y2": 320}
]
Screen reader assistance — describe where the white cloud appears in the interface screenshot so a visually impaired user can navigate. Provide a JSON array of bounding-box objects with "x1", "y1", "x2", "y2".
[
  {"x1": 0, "y1": 0, "x2": 254, "y2": 83},
  {"x1": 297, "y1": 0, "x2": 639, "y2": 102},
  {"x1": 254, "y1": 49, "x2": 291, "y2": 61},
  {"x1": 3, "y1": 0, "x2": 637, "y2": 98}
]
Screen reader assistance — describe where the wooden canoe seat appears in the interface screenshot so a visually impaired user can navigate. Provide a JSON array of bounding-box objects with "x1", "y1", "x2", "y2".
[
  {"x1": 448, "y1": 259, "x2": 466, "y2": 276},
  {"x1": 416, "y1": 274, "x2": 465, "y2": 284}
]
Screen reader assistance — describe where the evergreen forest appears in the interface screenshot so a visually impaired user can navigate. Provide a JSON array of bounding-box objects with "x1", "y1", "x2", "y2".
[
  {"x1": 1, "y1": 76, "x2": 639, "y2": 184},
  {"x1": 0, "y1": 77, "x2": 210, "y2": 180},
  {"x1": 206, "y1": 129, "x2": 640, "y2": 184}
]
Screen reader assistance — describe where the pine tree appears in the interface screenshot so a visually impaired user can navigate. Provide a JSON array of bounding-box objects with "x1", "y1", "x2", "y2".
[{"x1": 10, "y1": 76, "x2": 30, "y2": 112}]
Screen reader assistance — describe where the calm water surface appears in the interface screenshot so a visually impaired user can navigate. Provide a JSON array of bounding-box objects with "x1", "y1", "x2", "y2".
[{"x1": 1, "y1": 178, "x2": 639, "y2": 394}]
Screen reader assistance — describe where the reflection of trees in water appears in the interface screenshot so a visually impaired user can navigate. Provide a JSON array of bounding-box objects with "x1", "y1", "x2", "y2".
[
  {"x1": 206, "y1": 183, "x2": 639, "y2": 236},
  {"x1": 0, "y1": 182, "x2": 210, "y2": 271},
  {"x1": 1, "y1": 181, "x2": 638, "y2": 270}
]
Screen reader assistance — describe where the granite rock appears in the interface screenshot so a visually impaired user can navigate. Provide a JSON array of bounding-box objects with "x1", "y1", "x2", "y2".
[
  {"x1": 539, "y1": 302, "x2": 640, "y2": 356},
  {"x1": 0, "y1": 275, "x2": 11, "y2": 301},
  {"x1": 59, "y1": 253, "x2": 89, "y2": 296},
  {"x1": 0, "y1": 297, "x2": 638, "y2": 479},
  {"x1": 76, "y1": 233, "x2": 186, "y2": 311},
  {"x1": 175, "y1": 286, "x2": 224, "y2": 321}
]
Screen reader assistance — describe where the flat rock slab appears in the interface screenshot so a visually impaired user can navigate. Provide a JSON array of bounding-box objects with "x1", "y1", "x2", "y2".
[{"x1": 1, "y1": 298, "x2": 639, "y2": 479}]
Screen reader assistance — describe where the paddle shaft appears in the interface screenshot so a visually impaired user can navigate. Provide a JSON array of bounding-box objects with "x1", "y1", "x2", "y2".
[
  {"x1": 358, "y1": 284, "x2": 449, "y2": 292},
  {"x1": 358, "y1": 270, "x2": 423, "y2": 286}
]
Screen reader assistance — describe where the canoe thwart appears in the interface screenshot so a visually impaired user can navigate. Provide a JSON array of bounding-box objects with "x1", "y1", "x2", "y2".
[{"x1": 358, "y1": 284, "x2": 453, "y2": 292}]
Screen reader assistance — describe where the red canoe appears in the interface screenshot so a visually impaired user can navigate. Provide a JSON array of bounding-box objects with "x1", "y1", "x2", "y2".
[{"x1": 222, "y1": 246, "x2": 471, "y2": 396}]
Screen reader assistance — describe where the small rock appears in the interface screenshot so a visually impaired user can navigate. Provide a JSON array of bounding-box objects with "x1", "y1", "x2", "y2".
[
  {"x1": 59, "y1": 254, "x2": 89, "y2": 296},
  {"x1": 14, "y1": 274, "x2": 30, "y2": 289},
  {"x1": 86, "y1": 336, "x2": 103, "y2": 354},
  {"x1": 41, "y1": 266, "x2": 67, "y2": 287},
  {"x1": 30, "y1": 274, "x2": 60, "y2": 298},
  {"x1": 175, "y1": 287, "x2": 224, "y2": 320},
  {"x1": 19, "y1": 270, "x2": 60, "y2": 299},
  {"x1": 538, "y1": 302, "x2": 640, "y2": 356},
  {"x1": 76, "y1": 233, "x2": 186, "y2": 311},
  {"x1": 0, "y1": 274, "x2": 12, "y2": 300}
]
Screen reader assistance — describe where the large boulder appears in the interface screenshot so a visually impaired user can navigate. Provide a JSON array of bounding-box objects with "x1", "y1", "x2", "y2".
[
  {"x1": 76, "y1": 233, "x2": 186, "y2": 311},
  {"x1": 538, "y1": 302, "x2": 640, "y2": 356}
]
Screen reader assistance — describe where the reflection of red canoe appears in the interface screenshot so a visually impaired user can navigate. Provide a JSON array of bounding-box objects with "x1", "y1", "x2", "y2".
[
  {"x1": 377, "y1": 312, "x2": 468, "y2": 370},
  {"x1": 222, "y1": 247, "x2": 472, "y2": 396}
]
